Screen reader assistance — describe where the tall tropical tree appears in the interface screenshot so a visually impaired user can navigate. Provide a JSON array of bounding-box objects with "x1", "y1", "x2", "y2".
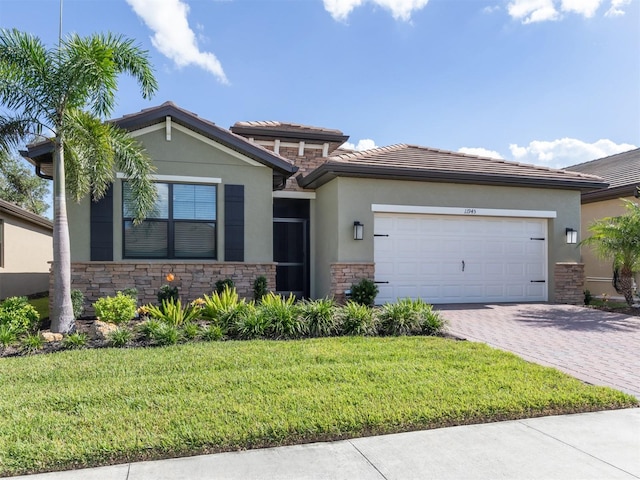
[
  {"x1": 0, "y1": 150, "x2": 50, "y2": 215},
  {"x1": 0, "y1": 29, "x2": 158, "y2": 333},
  {"x1": 581, "y1": 200, "x2": 640, "y2": 306}
]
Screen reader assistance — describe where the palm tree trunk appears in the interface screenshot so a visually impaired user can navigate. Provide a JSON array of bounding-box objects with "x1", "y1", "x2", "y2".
[
  {"x1": 620, "y1": 266, "x2": 635, "y2": 306},
  {"x1": 51, "y1": 134, "x2": 74, "y2": 333}
]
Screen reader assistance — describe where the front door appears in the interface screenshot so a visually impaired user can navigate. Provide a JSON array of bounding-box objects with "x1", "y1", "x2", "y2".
[{"x1": 273, "y1": 199, "x2": 310, "y2": 298}]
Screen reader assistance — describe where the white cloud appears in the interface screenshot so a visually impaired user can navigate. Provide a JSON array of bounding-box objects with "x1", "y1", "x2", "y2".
[
  {"x1": 458, "y1": 147, "x2": 504, "y2": 159},
  {"x1": 125, "y1": 0, "x2": 228, "y2": 84},
  {"x1": 323, "y1": 0, "x2": 430, "y2": 21},
  {"x1": 508, "y1": 0, "x2": 559, "y2": 23},
  {"x1": 341, "y1": 138, "x2": 378, "y2": 151},
  {"x1": 606, "y1": 0, "x2": 632, "y2": 16},
  {"x1": 508, "y1": 138, "x2": 637, "y2": 168},
  {"x1": 508, "y1": 0, "x2": 631, "y2": 22},
  {"x1": 561, "y1": 0, "x2": 602, "y2": 17}
]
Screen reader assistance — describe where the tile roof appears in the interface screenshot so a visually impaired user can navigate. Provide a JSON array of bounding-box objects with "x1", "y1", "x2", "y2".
[
  {"x1": 0, "y1": 198, "x2": 53, "y2": 230},
  {"x1": 230, "y1": 120, "x2": 349, "y2": 144},
  {"x1": 565, "y1": 148, "x2": 640, "y2": 190},
  {"x1": 298, "y1": 144, "x2": 607, "y2": 191}
]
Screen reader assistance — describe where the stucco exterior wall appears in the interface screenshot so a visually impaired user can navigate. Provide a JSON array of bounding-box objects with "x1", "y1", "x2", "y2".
[
  {"x1": 0, "y1": 213, "x2": 52, "y2": 299},
  {"x1": 313, "y1": 181, "x2": 339, "y2": 298},
  {"x1": 313, "y1": 177, "x2": 583, "y2": 302},
  {"x1": 68, "y1": 123, "x2": 274, "y2": 263},
  {"x1": 580, "y1": 196, "x2": 638, "y2": 298}
]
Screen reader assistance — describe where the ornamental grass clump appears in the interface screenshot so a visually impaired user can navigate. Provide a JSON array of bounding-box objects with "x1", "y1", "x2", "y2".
[
  {"x1": 145, "y1": 298, "x2": 201, "y2": 327},
  {"x1": 339, "y1": 301, "x2": 377, "y2": 336},
  {"x1": 0, "y1": 324, "x2": 17, "y2": 349},
  {"x1": 62, "y1": 333, "x2": 88, "y2": 350},
  {"x1": 107, "y1": 328, "x2": 133, "y2": 348},
  {"x1": 260, "y1": 292, "x2": 305, "y2": 339},
  {"x1": 378, "y1": 298, "x2": 427, "y2": 336},
  {"x1": 299, "y1": 298, "x2": 338, "y2": 337},
  {"x1": 20, "y1": 333, "x2": 44, "y2": 354},
  {"x1": 200, "y1": 287, "x2": 248, "y2": 333},
  {"x1": 93, "y1": 292, "x2": 137, "y2": 325}
]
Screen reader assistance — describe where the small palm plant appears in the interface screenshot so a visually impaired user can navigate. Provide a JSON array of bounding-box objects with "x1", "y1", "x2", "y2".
[{"x1": 581, "y1": 200, "x2": 640, "y2": 306}]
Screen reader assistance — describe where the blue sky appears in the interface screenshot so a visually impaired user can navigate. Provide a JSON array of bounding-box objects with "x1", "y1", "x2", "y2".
[{"x1": 1, "y1": 0, "x2": 638, "y2": 169}]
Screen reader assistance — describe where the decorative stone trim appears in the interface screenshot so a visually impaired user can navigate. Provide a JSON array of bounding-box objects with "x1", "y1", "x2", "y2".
[
  {"x1": 554, "y1": 262, "x2": 584, "y2": 304},
  {"x1": 330, "y1": 262, "x2": 375, "y2": 304},
  {"x1": 52, "y1": 262, "x2": 276, "y2": 314}
]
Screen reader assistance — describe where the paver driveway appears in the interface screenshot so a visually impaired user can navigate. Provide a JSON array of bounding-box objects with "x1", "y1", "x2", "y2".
[{"x1": 438, "y1": 304, "x2": 640, "y2": 399}]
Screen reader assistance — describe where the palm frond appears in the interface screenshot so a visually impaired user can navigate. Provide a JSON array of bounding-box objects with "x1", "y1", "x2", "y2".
[
  {"x1": 0, "y1": 29, "x2": 55, "y2": 123},
  {"x1": 58, "y1": 33, "x2": 157, "y2": 119}
]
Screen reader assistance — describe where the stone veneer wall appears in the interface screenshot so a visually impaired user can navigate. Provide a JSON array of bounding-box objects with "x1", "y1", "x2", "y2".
[
  {"x1": 554, "y1": 262, "x2": 584, "y2": 304},
  {"x1": 54, "y1": 262, "x2": 276, "y2": 314},
  {"x1": 330, "y1": 262, "x2": 375, "y2": 304}
]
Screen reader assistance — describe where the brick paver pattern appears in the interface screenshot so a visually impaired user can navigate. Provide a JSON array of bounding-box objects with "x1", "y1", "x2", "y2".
[{"x1": 439, "y1": 304, "x2": 640, "y2": 399}]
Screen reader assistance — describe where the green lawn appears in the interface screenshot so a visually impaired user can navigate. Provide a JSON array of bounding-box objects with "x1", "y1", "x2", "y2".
[
  {"x1": 0, "y1": 336, "x2": 636, "y2": 476},
  {"x1": 27, "y1": 296, "x2": 49, "y2": 320}
]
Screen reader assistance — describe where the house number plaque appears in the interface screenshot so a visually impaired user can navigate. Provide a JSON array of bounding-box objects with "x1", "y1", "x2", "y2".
[{"x1": 463, "y1": 208, "x2": 477, "y2": 215}]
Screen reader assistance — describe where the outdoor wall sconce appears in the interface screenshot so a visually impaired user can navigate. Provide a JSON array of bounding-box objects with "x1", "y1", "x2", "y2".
[
  {"x1": 565, "y1": 228, "x2": 578, "y2": 244},
  {"x1": 353, "y1": 221, "x2": 364, "y2": 240}
]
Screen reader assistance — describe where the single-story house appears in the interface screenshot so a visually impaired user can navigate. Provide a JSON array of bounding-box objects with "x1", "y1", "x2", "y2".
[
  {"x1": 22, "y1": 102, "x2": 606, "y2": 306},
  {"x1": 0, "y1": 198, "x2": 53, "y2": 299},
  {"x1": 566, "y1": 148, "x2": 640, "y2": 298}
]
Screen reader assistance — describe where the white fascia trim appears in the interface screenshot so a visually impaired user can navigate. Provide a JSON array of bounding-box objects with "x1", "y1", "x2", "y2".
[
  {"x1": 255, "y1": 140, "x2": 324, "y2": 150},
  {"x1": 371, "y1": 204, "x2": 557, "y2": 218},
  {"x1": 128, "y1": 121, "x2": 264, "y2": 168},
  {"x1": 272, "y1": 191, "x2": 316, "y2": 199},
  {"x1": 117, "y1": 173, "x2": 221, "y2": 184}
]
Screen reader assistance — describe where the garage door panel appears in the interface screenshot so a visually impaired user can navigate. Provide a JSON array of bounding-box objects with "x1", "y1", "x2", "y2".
[{"x1": 374, "y1": 213, "x2": 547, "y2": 304}]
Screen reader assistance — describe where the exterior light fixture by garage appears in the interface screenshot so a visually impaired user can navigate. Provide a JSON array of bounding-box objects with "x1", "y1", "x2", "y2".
[
  {"x1": 353, "y1": 221, "x2": 364, "y2": 240},
  {"x1": 565, "y1": 228, "x2": 578, "y2": 244}
]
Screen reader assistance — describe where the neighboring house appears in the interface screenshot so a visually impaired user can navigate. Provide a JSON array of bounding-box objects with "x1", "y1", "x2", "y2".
[
  {"x1": 566, "y1": 148, "x2": 640, "y2": 298},
  {"x1": 0, "y1": 198, "x2": 53, "y2": 299},
  {"x1": 22, "y1": 102, "x2": 605, "y2": 307}
]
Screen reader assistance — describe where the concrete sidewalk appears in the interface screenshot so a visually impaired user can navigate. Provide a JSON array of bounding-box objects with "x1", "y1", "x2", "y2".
[{"x1": 13, "y1": 408, "x2": 640, "y2": 479}]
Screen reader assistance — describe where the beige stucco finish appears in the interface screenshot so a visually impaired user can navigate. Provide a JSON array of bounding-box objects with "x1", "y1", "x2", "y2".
[
  {"x1": 580, "y1": 196, "x2": 639, "y2": 298},
  {"x1": 68, "y1": 123, "x2": 274, "y2": 263},
  {"x1": 313, "y1": 177, "x2": 582, "y2": 301},
  {"x1": 0, "y1": 212, "x2": 52, "y2": 298}
]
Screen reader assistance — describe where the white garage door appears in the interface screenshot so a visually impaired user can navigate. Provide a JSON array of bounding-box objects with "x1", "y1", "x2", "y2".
[{"x1": 374, "y1": 213, "x2": 547, "y2": 304}]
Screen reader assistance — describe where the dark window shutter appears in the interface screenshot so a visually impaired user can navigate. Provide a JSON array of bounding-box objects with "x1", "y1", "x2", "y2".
[
  {"x1": 224, "y1": 184, "x2": 244, "y2": 261},
  {"x1": 90, "y1": 185, "x2": 113, "y2": 261}
]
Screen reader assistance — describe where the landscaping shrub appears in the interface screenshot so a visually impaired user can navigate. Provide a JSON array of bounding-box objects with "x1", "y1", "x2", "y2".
[
  {"x1": 157, "y1": 284, "x2": 179, "y2": 306},
  {"x1": 378, "y1": 298, "x2": 425, "y2": 336},
  {"x1": 0, "y1": 296, "x2": 40, "y2": 335},
  {"x1": 350, "y1": 278, "x2": 379, "y2": 307},
  {"x1": 107, "y1": 328, "x2": 133, "y2": 348},
  {"x1": 200, "y1": 288, "x2": 248, "y2": 334},
  {"x1": 93, "y1": 292, "x2": 137, "y2": 325},
  {"x1": 20, "y1": 333, "x2": 44, "y2": 354},
  {"x1": 259, "y1": 292, "x2": 305, "y2": 339},
  {"x1": 181, "y1": 322, "x2": 200, "y2": 340},
  {"x1": 201, "y1": 324, "x2": 223, "y2": 341},
  {"x1": 152, "y1": 323, "x2": 180, "y2": 346},
  {"x1": 234, "y1": 303, "x2": 268, "y2": 339},
  {"x1": 62, "y1": 333, "x2": 88, "y2": 350},
  {"x1": 339, "y1": 301, "x2": 377, "y2": 336},
  {"x1": 138, "y1": 319, "x2": 163, "y2": 341},
  {"x1": 121, "y1": 288, "x2": 138, "y2": 305},
  {"x1": 299, "y1": 298, "x2": 338, "y2": 337},
  {"x1": 215, "y1": 278, "x2": 235, "y2": 294},
  {"x1": 584, "y1": 289, "x2": 593, "y2": 305},
  {"x1": 420, "y1": 304, "x2": 446, "y2": 336},
  {"x1": 145, "y1": 298, "x2": 201, "y2": 327},
  {"x1": 253, "y1": 275, "x2": 268, "y2": 302},
  {"x1": 0, "y1": 324, "x2": 17, "y2": 348},
  {"x1": 70, "y1": 289, "x2": 85, "y2": 319}
]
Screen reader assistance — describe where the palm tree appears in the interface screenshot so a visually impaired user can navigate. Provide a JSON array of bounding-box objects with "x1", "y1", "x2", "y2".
[
  {"x1": 581, "y1": 200, "x2": 640, "y2": 306},
  {"x1": 0, "y1": 29, "x2": 158, "y2": 333}
]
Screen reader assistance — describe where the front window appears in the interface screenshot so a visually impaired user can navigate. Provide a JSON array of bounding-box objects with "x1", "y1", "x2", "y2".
[{"x1": 123, "y1": 182, "x2": 217, "y2": 259}]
